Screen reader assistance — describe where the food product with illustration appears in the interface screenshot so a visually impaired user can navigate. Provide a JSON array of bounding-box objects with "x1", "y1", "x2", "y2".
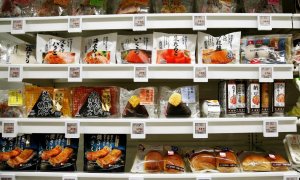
[
  {"x1": 153, "y1": 0, "x2": 193, "y2": 13},
  {"x1": 219, "y1": 80, "x2": 237, "y2": 117},
  {"x1": 246, "y1": 80, "x2": 260, "y2": 116},
  {"x1": 236, "y1": 81, "x2": 246, "y2": 116},
  {"x1": 272, "y1": 81, "x2": 285, "y2": 116},
  {"x1": 261, "y1": 83, "x2": 270, "y2": 116},
  {"x1": 110, "y1": 0, "x2": 150, "y2": 14},
  {"x1": 241, "y1": 0, "x2": 283, "y2": 13}
]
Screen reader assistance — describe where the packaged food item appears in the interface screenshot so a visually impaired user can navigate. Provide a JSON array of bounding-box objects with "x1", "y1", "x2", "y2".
[
  {"x1": 0, "y1": 134, "x2": 39, "y2": 170},
  {"x1": 201, "y1": 100, "x2": 221, "y2": 118},
  {"x1": 0, "y1": 89, "x2": 25, "y2": 117},
  {"x1": 117, "y1": 34, "x2": 152, "y2": 64},
  {"x1": 36, "y1": 0, "x2": 60, "y2": 16},
  {"x1": 153, "y1": 0, "x2": 193, "y2": 13},
  {"x1": 219, "y1": 80, "x2": 237, "y2": 117},
  {"x1": 266, "y1": 154, "x2": 290, "y2": 171},
  {"x1": 198, "y1": 31, "x2": 241, "y2": 64},
  {"x1": 120, "y1": 87, "x2": 157, "y2": 118},
  {"x1": 272, "y1": 81, "x2": 285, "y2": 116},
  {"x1": 71, "y1": 0, "x2": 107, "y2": 15},
  {"x1": 13, "y1": 0, "x2": 37, "y2": 17},
  {"x1": 159, "y1": 86, "x2": 199, "y2": 118},
  {"x1": 110, "y1": 0, "x2": 150, "y2": 14},
  {"x1": 0, "y1": 0, "x2": 20, "y2": 17},
  {"x1": 292, "y1": 34, "x2": 300, "y2": 68},
  {"x1": 72, "y1": 87, "x2": 119, "y2": 118},
  {"x1": 215, "y1": 148, "x2": 239, "y2": 173},
  {"x1": 53, "y1": 0, "x2": 71, "y2": 15},
  {"x1": 153, "y1": 32, "x2": 196, "y2": 64},
  {"x1": 240, "y1": 34, "x2": 292, "y2": 64},
  {"x1": 186, "y1": 148, "x2": 217, "y2": 173},
  {"x1": 246, "y1": 80, "x2": 260, "y2": 116},
  {"x1": 38, "y1": 134, "x2": 79, "y2": 171},
  {"x1": 261, "y1": 83, "x2": 270, "y2": 116},
  {"x1": 82, "y1": 33, "x2": 117, "y2": 64},
  {"x1": 242, "y1": 0, "x2": 283, "y2": 13},
  {"x1": 84, "y1": 134, "x2": 127, "y2": 172},
  {"x1": 36, "y1": 34, "x2": 81, "y2": 64},
  {"x1": 236, "y1": 80, "x2": 246, "y2": 116},
  {"x1": 284, "y1": 134, "x2": 300, "y2": 166},
  {"x1": 164, "y1": 152, "x2": 185, "y2": 173},
  {"x1": 196, "y1": 0, "x2": 237, "y2": 13}
]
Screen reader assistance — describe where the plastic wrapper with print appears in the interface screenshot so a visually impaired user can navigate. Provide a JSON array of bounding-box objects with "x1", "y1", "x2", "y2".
[
  {"x1": 70, "y1": 0, "x2": 107, "y2": 15},
  {"x1": 196, "y1": 0, "x2": 237, "y2": 13},
  {"x1": 242, "y1": 0, "x2": 283, "y2": 13},
  {"x1": 153, "y1": 0, "x2": 193, "y2": 13},
  {"x1": 284, "y1": 134, "x2": 300, "y2": 167},
  {"x1": 272, "y1": 81, "x2": 285, "y2": 116},
  {"x1": 219, "y1": 80, "x2": 237, "y2": 117},
  {"x1": 0, "y1": 0, "x2": 21, "y2": 17},
  {"x1": 0, "y1": 89, "x2": 25, "y2": 118},
  {"x1": 110, "y1": 0, "x2": 150, "y2": 14},
  {"x1": 292, "y1": 34, "x2": 300, "y2": 67},
  {"x1": 35, "y1": 0, "x2": 59, "y2": 16}
]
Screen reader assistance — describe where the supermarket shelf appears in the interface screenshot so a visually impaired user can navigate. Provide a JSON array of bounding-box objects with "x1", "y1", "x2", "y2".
[
  {"x1": 293, "y1": 14, "x2": 300, "y2": 29},
  {"x1": 0, "y1": 117, "x2": 297, "y2": 134}
]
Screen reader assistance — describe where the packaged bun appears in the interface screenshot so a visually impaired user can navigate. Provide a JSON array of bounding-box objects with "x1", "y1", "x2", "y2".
[
  {"x1": 266, "y1": 154, "x2": 290, "y2": 171},
  {"x1": 189, "y1": 151, "x2": 216, "y2": 172},
  {"x1": 164, "y1": 153, "x2": 185, "y2": 173},
  {"x1": 240, "y1": 152, "x2": 271, "y2": 172},
  {"x1": 144, "y1": 151, "x2": 164, "y2": 172},
  {"x1": 215, "y1": 149, "x2": 239, "y2": 173}
]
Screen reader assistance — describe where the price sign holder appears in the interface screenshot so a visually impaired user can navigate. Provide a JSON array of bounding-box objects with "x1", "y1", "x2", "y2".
[
  {"x1": 133, "y1": 15, "x2": 147, "y2": 31},
  {"x1": 283, "y1": 174, "x2": 299, "y2": 180},
  {"x1": 11, "y1": 19, "x2": 25, "y2": 34},
  {"x1": 193, "y1": 15, "x2": 207, "y2": 31},
  {"x1": 68, "y1": 17, "x2": 82, "y2": 33},
  {"x1": 196, "y1": 175, "x2": 212, "y2": 180},
  {"x1": 68, "y1": 65, "x2": 82, "y2": 82},
  {"x1": 1, "y1": 120, "x2": 18, "y2": 138},
  {"x1": 193, "y1": 120, "x2": 208, "y2": 138},
  {"x1": 263, "y1": 119, "x2": 278, "y2": 137},
  {"x1": 0, "y1": 174, "x2": 16, "y2": 180},
  {"x1": 129, "y1": 175, "x2": 144, "y2": 180},
  {"x1": 131, "y1": 121, "x2": 146, "y2": 139},
  {"x1": 63, "y1": 174, "x2": 78, "y2": 180},
  {"x1": 65, "y1": 120, "x2": 80, "y2": 138},
  {"x1": 194, "y1": 65, "x2": 208, "y2": 82},
  {"x1": 259, "y1": 66, "x2": 274, "y2": 83},
  {"x1": 134, "y1": 65, "x2": 148, "y2": 82},
  {"x1": 8, "y1": 65, "x2": 23, "y2": 82},
  {"x1": 258, "y1": 15, "x2": 272, "y2": 31}
]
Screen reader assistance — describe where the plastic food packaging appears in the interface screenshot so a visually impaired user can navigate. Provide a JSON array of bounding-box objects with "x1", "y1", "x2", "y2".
[
  {"x1": 261, "y1": 83, "x2": 270, "y2": 116},
  {"x1": 37, "y1": 134, "x2": 79, "y2": 171},
  {"x1": 240, "y1": 34, "x2": 292, "y2": 64},
  {"x1": 153, "y1": 32, "x2": 196, "y2": 64},
  {"x1": 36, "y1": 0, "x2": 60, "y2": 16},
  {"x1": 120, "y1": 87, "x2": 157, "y2": 118},
  {"x1": 241, "y1": 0, "x2": 283, "y2": 13},
  {"x1": 246, "y1": 80, "x2": 260, "y2": 116},
  {"x1": 236, "y1": 80, "x2": 246, "y2": 116},
  {"x1": 14, "y1": 0, "x2": 37, "y2": 17},
  {"x1": 36, "y1": 34, "x2": 81, "y2": 64},
  {"x1": 186, "y1": 148, "x2": 217, "y2": 172},
  {"x1": 0, "y1": 89, "x2": 25, "y2": 117},
  {"x1": 292, "y1": 34, "x2": 300, "y2": 68},
  {"x1": 198, "y1": 31, "x2": 241, "y2": 64},
  {"x1": 159, "y1": 86, "x2": 200, "y2": 118},
  {"x1": 71, "y1": 0, "x2": 107, "y2": 15},
  {"x1": 284, "y1": 134, "x2": 300, "y2": 166},
  {"x1": 72, "y1": 86, "x2": 119, "y2": 118},
  {"x1": 153, "y1": 0, "x2": 193, "y2": 13},
  {"x1": 82, "y1": 33, "x2": 117, "y2": 64},
  {"x1": 201, "y1": 100, "x2": 221, "y2": 118},
  {"x1": 110, "y1": 0, "x2": 150, "y2": 14},
  {"x1": 272, "y1": 81, "x2": 285, "y2": 116},
  {"x1": 219, "y1": 80, "x2": 237, "y2": 117},
  {"x1": 117, "y1": 34, "x2": 152, "y2": 64},
  {"x1": 0, "y1": 0, "x2": 20, "y2": 17},
  {"x1": 196, "y1": 0, "x2": 237, "y2": 13},
  {"x1": 84, "y1": 134, "x2": 127, "y2": 172},
  {"x1": 0, "y1": 134, "x2": 39, "y2": 170},
  {"x1": 215, "y1": 148, "x2": 240, "y2": 173}
]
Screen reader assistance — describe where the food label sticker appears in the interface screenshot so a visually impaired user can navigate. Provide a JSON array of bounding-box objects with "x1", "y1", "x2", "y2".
[
  {"x1": 11, "y1": 19, "x2": 25, "y2": 34},
  {"x1": 263, "y1": 119, "x2": 278, "y2": 137},
  {"x1": 259, "y1": 66, "x2": 273, "y2": 82},
  {"x1": 181, "y1": 87, "x2": 196, "y2": 103},
  {"x1": 68, "y1": 65, "x2": 82, "y2": 82},
  {"x1": 196, "y1": 175, "x2": 212, "y2": 180},
  {"x1": 0, "y1": 174, "x2": 16, "y2": 180},
  {"x1": 8, "y1": 65, "x2": 23, "y2": 82},
  {"x1": 194, "y1": 65, "x2": 208, "y2": 82},
  {"x1": 1, "y1": 120, "x2": 18, "y2": 138},
  {"x1": 139, "y1": 88, "x2": 155, "y2": 105},
  {"x1": 283, "y1": 174, "x2": 299, "y2": 180},
  {"x1": 193, "y1": 15, "x2": 207, "y2": 31},
  {"x1": 131, "y1": 121, "x2": 146, "y2": 139},
  {"x1": 133, "y1": 15, "x2": 147, "y2": 31},
  {"x1": 258, "y1": 15, "x2": 272, "y2": 31},
  {"x1": 65, "y1": 121, "x2": 80, "y2": 139},
  {"x1": 68, "y1": 17, "x2": 82, "y2": 33},
  {"x1": 8, "y1": 90, "x2": 23, "y2": 106},
  {"x1": 193, "y1": 120, "x2": 208, "y2": 139},
  {"x1": 62, "y1": 175, "x2": 78, "y2": 180},
  {"x1": 129, "y1": 175, "x2": 144, "y2": 180},
  {"x1": 134, "y1": 65, "x2": 148, "y2": 82}
]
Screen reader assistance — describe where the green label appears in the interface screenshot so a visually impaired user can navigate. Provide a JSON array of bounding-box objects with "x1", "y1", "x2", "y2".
[{"x1": 90, "y1": 0, "x2": 104, "y2": 7}]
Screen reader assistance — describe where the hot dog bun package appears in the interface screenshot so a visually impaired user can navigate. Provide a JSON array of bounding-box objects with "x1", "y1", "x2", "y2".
[
  {"x1": 198, "y1": 31, "x2": 241, "y2": 64},
  {"x1": 153, "y1": 32, "x2": 196, "y2": 64},
  {"x1": 82, "y1": 33, "x2": 117, "y2": 64},
  {"x1": 84, "y1": 134, "x2": 127, "y2": 172},
  {"x1": 37, "y1": 134, "x2": 79, "y2": 171},
  {"x1": 36, "y1": 34, "x2": 81, "y2": 64},
  {"x1": 0, "y1": 134, "x2": 39, "y2": 170},
  {"x1": 117, "y1": 34, "x2": 152, "y2": 64}
]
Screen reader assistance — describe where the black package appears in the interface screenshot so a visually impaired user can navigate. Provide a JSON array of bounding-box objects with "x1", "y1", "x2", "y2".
[
  {"x1": 37, "y1": 134, "x2": 79, "y2": 171},
  {"x1": 84, "y1": 134, "x2": 127, "y2": 172},
  {"x1": 0, "y1": 134, "x2": 39, "y2": 170}
]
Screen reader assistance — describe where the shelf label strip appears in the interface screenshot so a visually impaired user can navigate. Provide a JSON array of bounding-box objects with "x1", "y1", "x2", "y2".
[
  {"x1": 131, "y1": 121, "x2": 146, "y2": 139},
  {"x1": 258, "y1": 15, "x2": 272, "y2": 31},
  {"x1": 11, "y1": 19, "x2": 25, "y2": 34},
  {"x1": 194, "y1": 65, "x2": 208, "y2": 82},
  {"x1": 134, "y1": 65, "x2": 149, "y2": 82},
  {"x1": 1, "y1": 120, "x2": 18, "y2": 138},
  {"x1": 65, "y1": 120, "x2": 80, "y2": 139},
  {"x1": 193, "y1": 15, "x2": 207, "y2": 31},
  {"x1": 259, "y1": 66, "x2": 274, "y2": 83},
  {"x1": 0, "y1": 174, "x2": 16, "y2": 180},
  {"x1": 193, "y1": 120, "x2": 208, "y2": 139},
  {"x1": 68, "y1": 65, "x2": 82, "y2": 82},
  {"x1": 263, "y1": 119, "x2": 278, "y2": 137},
  {"x1": 68, "y1": 17, "x2": 82, "y2": 33},
  {"x1": 133, "y1": 15, "x2": 147, "y2": 31},
  {"x1": 8, "y1": 65, "x2": 23, "y2": 82}
]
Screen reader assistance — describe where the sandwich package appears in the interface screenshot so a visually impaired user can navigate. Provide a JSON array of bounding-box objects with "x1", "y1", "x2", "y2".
[
  {"x1": 219, "y1": 80, "x2": 237, "y2": 117},
  {"x1": 196, "y1": 0, "x2": 237, "y2": 13},
  {"x1": 0, "y1": 89, "x2": 25, "y2": 117},
  {"x1": 82, "y1": 33, "x2": 117, "y2": 64},
  {"x1": 0, "y1": 134, "x2": 39, "y2": 170},
  {"x1": 36, "y1": 34, "x2": 81, "y2": 64},
  {"x1": 240, "y1": 34, "x2": 292, "y2": 64},
  {"x1": 24, "y1": 85, "x2": 72, "y2": 118},
  {"x1": 159, "y1": 86, "x2": 200, "y2": 118},
  {"x1": 84, "y1": 134, "x2": 127, "y2": 172},
  {"x1": 284, "y1": 134, "x2": 300, "y2": 167},
  {"x1": 241, "y1": 0, "x2": 283, "y2": 13},
  {"x1": 110, "y1": 0, "x2": 150, "y2": 14},
  {"x1": 117, "y1": 34, "x2": 152, "y2": 64},
  {"x1": 38, "y1": 134, "x2": 79, "y2": 171},
  {"x1": 198, "y1": 31, "x2": 241, "y2": 64},
  {"x1": 131, "y1": 144, "x2": 186, "y2": 173},
  {"x1": 120, "y1": 87, "x2": 157, "y2": 118},
  {"x1": 72, "y1": 86, "x2": 119, "y2": 118},
  {"x1": 70, "y1": 0, "x2": 107, "y2": 15},
  {"x1": 153, "y1": 32, "x2": 196, "y2": 64},
  {"x1": 153, "y1": 0, "x2": 193, "y2": 13}
]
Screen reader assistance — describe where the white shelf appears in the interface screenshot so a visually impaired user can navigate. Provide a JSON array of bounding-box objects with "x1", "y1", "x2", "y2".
[{"x1": 293, "y1": 14, "x2": 300, "y2": 29}]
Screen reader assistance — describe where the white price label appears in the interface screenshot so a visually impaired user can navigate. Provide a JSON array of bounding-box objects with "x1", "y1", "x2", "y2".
[
  {"x1": 196, "y1": 175, "x2": 212, "y2": 180},
  {"x1": 134, "y1": 65, "x2": 148, "y2": 82},
  {"x1": 129, "y1": 175, "x2": 144, "y2": 180},
  {"x1": 193, "y1": 120, "x2": 208, "y2": 138},
  {"x1": 65, "y1": 121, "x2": 80, "y2": 138},
  {"x1": 131, "y1": 122, "x2": 146, "y2": 139},
  {"x1": 0, "y1": 174, "x2": 16, "y2": 180},
  {"x1": 133, "y1": 15, "x2": 147, "y2": 31},
  {"x1": 283, "y1": 174, "x2": 299, "y2": 180},
  {"x1": 259, "y1": 66, "x2": 273, "y2": 82},
  {"x1": 68, "y1": 65, "x2": 82, "y2": 82},
  {"x1": 194, "y1": 65, "x2": 208, "y2": 82},
  {"x1": 258, "y1": 16, "x2": 272, "y2": 31},
  {"x1": 63, "y1": 175, "x2": 77, "y2": 180},
  {"x1": 1, "y1": 120, "x2": 18, "y2": 138},
  {"x1": 263, "y1": 119, "x2": 278, "y2": 137},
  {"x1": 68, "y1": 17, "x2": 82, "y2": 33},
  {"x1": 193, "y1": 15, "x2": 207, "y2": 31},
  {"x1": 8, "y1": 65, "x2": 23, "y2": 82},
  {"x1": 11, "y1": 19, "x2": 25, "y2": 34}
]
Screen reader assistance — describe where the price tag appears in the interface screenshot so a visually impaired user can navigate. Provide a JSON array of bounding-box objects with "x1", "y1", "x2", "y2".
[
  {"x1": 134, "y1": 65, "x2": 148, "y2": 82},
  {"x1": 68, "y1": 65, "x2": 82, "y2": 82},
  {"x1": 258, "y1": 16, "x2": 272, "y2": 31},
  {"x1": 131, "y1": 121, "x2": 146, "y2": 139},
  {"x1": 62, "y1": 175, "x2": 78, "y2": 180},
  {"x1": 196, "y1": 175, "x2": 211, "y2": 180},
  {"x1": 133, "y1": 15, "x2": 147, "y2": 31},
  {"x1": 194, "y1": 65, "x2": 208, "y2": 82},
  {"x1": 0, "y1": 174, "x2": 16, "y2": 180},
  {"x1": 65, "y1": 121, "x2": 80, "y2": 138},
  {"x1": 193, "y1": 120, "x2": 208, "y2": 138},
  {"x1": 129, "y1": 175, "x2": 144, "y2": 180},
  {"x1": 11, "y1": 19, "x2": 25, "y2": 34},
  {"x1": 1, "y1": 120, "x2": 18, "y2": 138},
  {"x1": 193, "y1": 15, "x2": 207, "y2": 31},
  {"x1": 8, "y1": 65, "x2": 23, "y2": 82},
  {"x1": 68, "y1": 17, "x2": 82, "y2": 33},
  {"x1": 263, "y1": 119, "x2": 278, "y2": 137},
  {"x1": 259, "y1": 66, "x2": 273, "y2": 82},
  {"x1": 284, "y1": 174, "x2": 299, "y2": 180}
]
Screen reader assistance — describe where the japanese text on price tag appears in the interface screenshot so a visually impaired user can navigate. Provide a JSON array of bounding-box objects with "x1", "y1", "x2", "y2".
[
  {"x1": 1, "y1": 120, "x2": 18, "y2": 138},
  {"x1": 193, "y1": 120, "x2": 208, "y2": 138},
  {"x1": 193, "y1": 15, "x2": 207, "y2": 31},
  {"x1": 131, "y1": 122, "x2": 146, "y2": 139},
  {"x1": 133, "y1": 15, "x2": 147, "y2": 31},
  {"x1": 194, "y1": 66, "x2": 208, "y2": 82},
  {"x1": 0, "y1": 174, "x2": 16, "y2": 180},
  {"x1": 134, "y1": 65, "x2": 148, "y2": 82},
  {"x1": 68, "y1": 66, "x2": 82, "y2": 82},
  {"x1": 263, "y1": 119, "x2": 278, "y2": 137},
  {"x1": 11, "y1": 19, "x2": 25, "y2": 34},
  {"x1": 65, "y1": 121, "x2": 80, "y2": 138},
  {"x1": 259, "y1": 66, "x2": 273, "y2": 82},
  {"x1": 258, "y1": 16, "x2": 272, "y2": 31},
  {"x1": 68, "y1": 17, "x2": 82, "y2": 33},
  {"x1": 8, "y1": 65, "x2": 23, "y2": 82}
]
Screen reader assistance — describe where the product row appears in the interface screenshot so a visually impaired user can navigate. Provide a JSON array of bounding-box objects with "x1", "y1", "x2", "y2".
[
  {"x1": 0, "y1": 81, "x2": 286, "y2": 118},
  {"x1": 1, "y1": 32, "x2": 298, "y2": 65},
  {"x1": 0, "y1": 133, "x2": 294, "y2": 173}
]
